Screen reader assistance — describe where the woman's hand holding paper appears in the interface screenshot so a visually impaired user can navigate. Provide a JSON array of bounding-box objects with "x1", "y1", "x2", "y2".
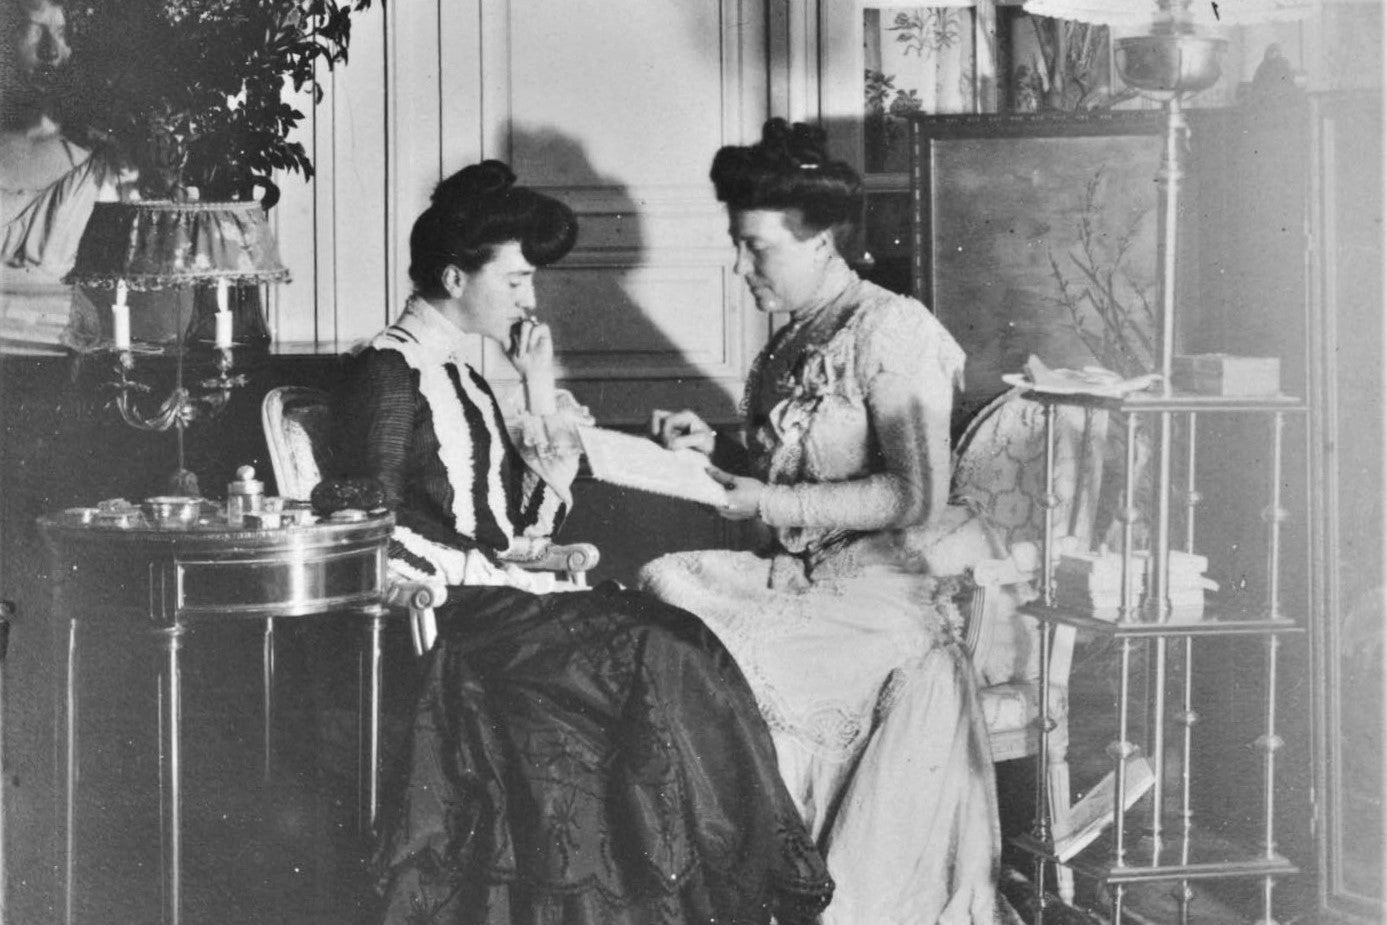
[{"x1": 707, "y1": 465, "x2": 764, "y2": 521}]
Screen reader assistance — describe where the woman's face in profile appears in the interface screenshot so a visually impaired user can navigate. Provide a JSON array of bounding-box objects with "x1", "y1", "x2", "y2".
[
  {"x1": 456, "y1": 240, "x2": 538, "y2": 343},
  {"x1": 728, "y1": 208, "x2": 830, "y2": 315}
]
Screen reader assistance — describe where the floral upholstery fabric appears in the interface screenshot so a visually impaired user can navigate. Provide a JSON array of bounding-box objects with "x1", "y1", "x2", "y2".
[{"x1": 951, "y1": 390, "x2": 1111, "y2": 687}]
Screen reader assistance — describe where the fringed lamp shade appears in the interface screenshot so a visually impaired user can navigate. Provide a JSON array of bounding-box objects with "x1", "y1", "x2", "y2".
[{"x1": 64, "y1": 201, "x2": 290, "y2": 291}]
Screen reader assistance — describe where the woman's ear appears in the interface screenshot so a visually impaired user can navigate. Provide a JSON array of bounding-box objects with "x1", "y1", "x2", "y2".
[
  {"x1": 814, "y1": 227, "x2": 836, "y2": 261},
  {"x1": 440, "y1": 264, "x2": 466, "y2": 298}
]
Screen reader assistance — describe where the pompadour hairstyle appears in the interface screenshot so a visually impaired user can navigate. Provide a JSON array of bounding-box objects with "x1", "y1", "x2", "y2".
[
  {"x1": 709, "y1": 118, "x2": 863, "y2": 242},
  {"x1": 409, "y1": 159, "x2": 578, "y2": 294}
]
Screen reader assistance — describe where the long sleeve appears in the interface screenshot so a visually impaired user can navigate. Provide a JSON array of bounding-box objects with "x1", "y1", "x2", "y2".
[
  {"x1": 334, "y1": 348, "x2": 490, "y2": 584},
  {"x1": 503, "y1": 387, "x2": 592, "y2": 518},
  {"x1": 758, "y1": 299, "x2": 961, "y2": 533}
]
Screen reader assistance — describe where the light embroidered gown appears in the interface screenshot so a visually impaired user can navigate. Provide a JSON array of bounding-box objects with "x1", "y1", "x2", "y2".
[{"x1": 639, "y1": 260, "x2": 1009, "y2": 924}]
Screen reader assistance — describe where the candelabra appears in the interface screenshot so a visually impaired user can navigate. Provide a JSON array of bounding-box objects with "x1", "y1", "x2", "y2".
[{"x1": 65, "y1": 200, "x2": 290, "y2": 496}]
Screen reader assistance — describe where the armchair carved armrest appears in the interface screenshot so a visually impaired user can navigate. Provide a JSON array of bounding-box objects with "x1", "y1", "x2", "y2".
[
  {"x1": 500, "y1": 540, "x2": 601, "y2": 586},
  {"x1": 394, "y1": 542, "x2": 602, "y2": 657},
  {"x1": 965, "y1": 541, "x2": 1040, "y2": 660},
  {"x1": 386, "y1": 579, "x2": 449, "y2": 656}
]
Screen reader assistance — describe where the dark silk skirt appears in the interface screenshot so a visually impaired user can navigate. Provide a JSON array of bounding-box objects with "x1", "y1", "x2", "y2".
[{"x1": 372, "y1": 582, "x2": 833, "y2": 925}]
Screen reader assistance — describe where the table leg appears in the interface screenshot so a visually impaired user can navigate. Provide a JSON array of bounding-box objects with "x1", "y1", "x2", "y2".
[
  {"x1": 0, "y1": 601, "x2": 10, "y2": 925},
  {"x1": 62, "y1": 616, "x2": 76, "y2": 925},
  {"x1": 363, "y1": 608, "x2": 384, "y2": 833},
  {"x1": 157, "y1": 624, "x2": 186, "y2": 925},
  {"x1": 262, "y1": 618, "x2": 275, "y2": 781}
]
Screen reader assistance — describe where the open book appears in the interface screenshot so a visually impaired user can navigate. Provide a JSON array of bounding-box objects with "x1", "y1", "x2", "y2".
[
  {"x1": 578, "y1": 426, "x2": 728, "y2": 508},
  {"x1": 1052, "y1": 754, "x2": 1156, "y2": 861}
]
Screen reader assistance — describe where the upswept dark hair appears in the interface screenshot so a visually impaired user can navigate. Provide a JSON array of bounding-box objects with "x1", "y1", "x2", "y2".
[
  {"x1": 409, "y1": 160, "x2": 578, "y2": 295},
  {"x1": 710, "y1": 118, "x2": 862, "y2": 242}
]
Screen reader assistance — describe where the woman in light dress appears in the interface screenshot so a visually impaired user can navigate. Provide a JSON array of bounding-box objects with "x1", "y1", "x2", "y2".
[{"x1": 642, "y1": 119, "x2": 1012, "y2": 924}]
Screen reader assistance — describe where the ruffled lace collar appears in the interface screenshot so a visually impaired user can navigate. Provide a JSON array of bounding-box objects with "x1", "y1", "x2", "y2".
[{"x1": 392, "y1": 295, "x2": 469, "y2": 364}]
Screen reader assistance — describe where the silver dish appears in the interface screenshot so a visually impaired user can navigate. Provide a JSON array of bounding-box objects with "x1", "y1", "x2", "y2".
[{"x1": 143, "y1": 496, "x2": 204, "y2": 528}]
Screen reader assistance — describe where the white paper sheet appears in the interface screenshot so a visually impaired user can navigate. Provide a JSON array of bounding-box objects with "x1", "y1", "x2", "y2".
[{"x1": 578, "y1": 426, "x2": 727, "y2": 507}]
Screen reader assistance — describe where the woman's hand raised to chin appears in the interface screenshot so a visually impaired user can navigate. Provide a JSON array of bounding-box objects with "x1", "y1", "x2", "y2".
[
  {"x1": 707, "y1": 465, "x2": 764, "y2": 521},
  {"x1": 509, "y1": 318, "x2": 557, "y2": 414}
]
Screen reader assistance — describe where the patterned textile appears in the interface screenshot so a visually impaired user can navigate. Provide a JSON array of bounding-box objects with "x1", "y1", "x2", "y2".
[
  {"x1": 375, "y1": 584, "x2": 833, "y2": 925},
  {"x1": 951, "y1": 390, "x2": 1116, "y2": 687},
  {"x1": 951, "y1": 389, "x2": 1109, "y2": 551},
  {"x1": 640, "y1": 260, "x2": 1013, "y2": 924},
  {"x1": 339, "y1": 300, "x2": 835, "y2": 924}
]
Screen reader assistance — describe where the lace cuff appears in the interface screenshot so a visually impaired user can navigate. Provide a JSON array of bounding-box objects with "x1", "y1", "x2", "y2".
[
  {"x1": 508, "y1": 389, "x2": 593, "y2": 503},
  {"x1": 509, "y1": 389, "x2": 592, "y2": 457}
]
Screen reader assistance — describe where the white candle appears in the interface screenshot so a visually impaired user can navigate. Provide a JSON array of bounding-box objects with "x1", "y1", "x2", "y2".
[
  {"x1": 214, "y1": 310, "x2": 234, "y2": 348},
  {"x1": 214, "y1": 279, "x2": 234, "y2": 347},
  {"x1": 112, "y1": 282, "x2": 130, "y2": 349}
]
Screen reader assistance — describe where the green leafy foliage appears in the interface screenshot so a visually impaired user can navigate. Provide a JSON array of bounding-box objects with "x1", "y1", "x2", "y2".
[{"x1": 61, "y1": 0, "x2": 377, "y2": 203}]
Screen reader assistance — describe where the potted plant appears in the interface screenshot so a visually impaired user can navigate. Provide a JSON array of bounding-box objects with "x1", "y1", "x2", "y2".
[
  {"x1": 66, "y1": 0, "x2": 376, "y2": 203},
  {"x1": 60, "y1": 0, "x2": 378, "y2": 344}
]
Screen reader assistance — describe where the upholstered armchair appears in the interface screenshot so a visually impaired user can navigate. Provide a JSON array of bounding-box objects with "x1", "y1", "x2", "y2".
[
  {"x1": 952, "y1": 389, "x2": 1115, "y2": 905},
  {"x1": 261, "y1": 385, "x2": 599, "y2": 653}
]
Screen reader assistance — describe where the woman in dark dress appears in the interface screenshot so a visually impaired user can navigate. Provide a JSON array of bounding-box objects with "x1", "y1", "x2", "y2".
[{"x1": 333, "y1": 160, "x2": 832, "y2": 925}]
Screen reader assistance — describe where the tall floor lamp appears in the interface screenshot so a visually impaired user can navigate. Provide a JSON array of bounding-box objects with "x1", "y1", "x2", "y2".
[
  {"x1": 64, "y1": 200, "x2": 290, "y2": 497},
  {"x1": 1021, "y1": 2, "x2": 1314, "y2": 921}
]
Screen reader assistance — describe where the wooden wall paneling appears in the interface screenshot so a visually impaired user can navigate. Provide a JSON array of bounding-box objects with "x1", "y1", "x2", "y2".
[
  {"x1": 269, "y1": 0, "x2": 782, "y2": 415},
  {"x1": 386, "y1": 0, "x2": 447, "y2": 336},
  {"x1": 269, "y1": 2, "x2": 399, "y2": 352},
  {"x1": 818, "y1": 0, "x2": 866, "y2": 175},
  {"x1": 457, "y1": 0, "x2": 773, "y2": 426},
  {"x1": 327, "y1": 2, "x2": 390, "y2": 346},
  {"x1": 269, "y1": 78, "x2": 330, "y2": 348},
  {"x1": 769, "y1": 0, "x2": 819, "y2": 124},
  {"x1": 439, "y1": 0, "x2": 484, "y2": 175}
]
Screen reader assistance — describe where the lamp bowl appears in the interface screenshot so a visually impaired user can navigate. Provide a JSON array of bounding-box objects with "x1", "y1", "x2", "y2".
[
  {"x1": 1116, "y1": 33, "x2": 1226, "y2": 97},
  {"x1": 142, "y1": 496, "x2": 205, "y2": 528}
]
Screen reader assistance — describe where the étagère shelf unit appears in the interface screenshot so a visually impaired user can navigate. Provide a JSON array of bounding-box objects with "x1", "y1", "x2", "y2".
[{"x1": 1010, "y1": 389, "x2": 1307, "y2": 925}]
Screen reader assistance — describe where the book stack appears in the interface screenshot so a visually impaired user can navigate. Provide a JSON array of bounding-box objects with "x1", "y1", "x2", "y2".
[
  {"x1": 1156, "y1": 551, "x2": 1217, "y2": 621},
  {"x1": 1054, "y1": 547, "x2": 1144, "y2": 619},
  {"x1": 1054, "y1": 548, "x2": 1216, "y2": 622}
]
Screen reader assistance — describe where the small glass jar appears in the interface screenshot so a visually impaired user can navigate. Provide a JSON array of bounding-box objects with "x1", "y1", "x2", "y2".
[{"x1": 225, "y1": 465, "x2": 265, "y2": 526}]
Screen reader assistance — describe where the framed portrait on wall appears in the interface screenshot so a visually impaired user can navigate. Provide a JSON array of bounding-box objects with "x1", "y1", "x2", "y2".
[{"x1": 907, "y1": 110, "x2": 1188, "y2": 429}]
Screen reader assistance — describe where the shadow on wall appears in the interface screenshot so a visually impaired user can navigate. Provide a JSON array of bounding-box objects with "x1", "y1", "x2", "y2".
[
  {"x1": 506, "y1": 125, "x2": 750, "y2": 581},
  {"x1": 510, "y1": 124, "x2": 741, "y2": 426}
]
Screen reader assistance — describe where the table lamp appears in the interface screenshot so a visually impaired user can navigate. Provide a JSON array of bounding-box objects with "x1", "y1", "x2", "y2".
[{"x1": 65, "y1": 200, "x2": 290, "y2": 497}]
